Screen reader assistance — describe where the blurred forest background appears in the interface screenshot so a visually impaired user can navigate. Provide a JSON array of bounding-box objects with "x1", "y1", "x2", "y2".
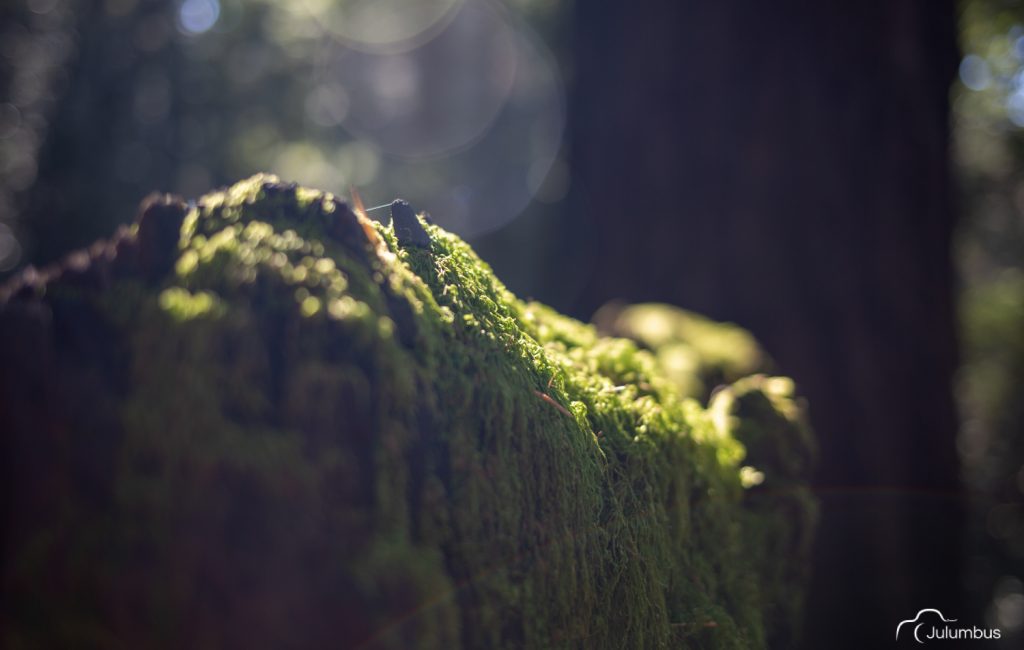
[
  {"x1": 1, "y1": 0, "x2": 1023, "y2": 647},
  {"x1": 957, "y1": 0, "x2": 1024, "y2": 644}
]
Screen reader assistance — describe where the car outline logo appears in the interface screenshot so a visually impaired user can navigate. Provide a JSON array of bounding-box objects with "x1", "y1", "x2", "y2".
[{"x1": 896, "y1": 609, "x2": 958, "y2": 643}]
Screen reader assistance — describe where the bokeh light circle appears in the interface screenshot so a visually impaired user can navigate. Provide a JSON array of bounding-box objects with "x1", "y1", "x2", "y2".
[
  {"x1": 325, "y1": 0, "x2": 518, "y2": 160},
  {"x1": 301, "y1": 0, "x2": 463, "y2": 55},
  {"x1": 311, "y1": 0, "x2": 565, "y2": 238},
  {"x1": 178, "y1": 0, "x2": 220, "y2": 36}
]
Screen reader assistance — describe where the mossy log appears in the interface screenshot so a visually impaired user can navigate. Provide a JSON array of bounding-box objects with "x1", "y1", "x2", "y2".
[{"x1": 0, "y1": 176, "x2": 816, "y2": 649}]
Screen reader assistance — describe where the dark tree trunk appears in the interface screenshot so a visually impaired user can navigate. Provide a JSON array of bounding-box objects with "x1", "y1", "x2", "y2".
[
  {"x1": 565, "y1": 2, "x2": 961, "y2": 647},
  {"x1": 14, "y1": 0, "x2": 183, "y2": 269}
]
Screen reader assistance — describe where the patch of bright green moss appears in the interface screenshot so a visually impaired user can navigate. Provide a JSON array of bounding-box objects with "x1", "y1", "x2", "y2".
[{"x1": 157, "y1": 287, "x2": 224, "y2": 321}]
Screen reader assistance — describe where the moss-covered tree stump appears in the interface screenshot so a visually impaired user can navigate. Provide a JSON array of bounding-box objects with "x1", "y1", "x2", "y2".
[{"x1": 0, "y1": 176, "x2": 816, "y2": 649}]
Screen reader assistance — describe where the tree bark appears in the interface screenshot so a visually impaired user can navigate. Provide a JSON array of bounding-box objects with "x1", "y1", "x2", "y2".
[{"x1": 566, "y1": 2, "x2": 961, "y2": 646}]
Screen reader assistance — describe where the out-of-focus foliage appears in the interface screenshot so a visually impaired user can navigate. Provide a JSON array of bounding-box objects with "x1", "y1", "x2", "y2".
[
  {"x1": 956, "y1": 1, "x2": 1024, "y2": 276},
  {"x1": 956, "y1": 1, "x2": 1024, "y2": 643},
  {"x1": 0, "y1": 0, "x2": 569, "y2": 276}
]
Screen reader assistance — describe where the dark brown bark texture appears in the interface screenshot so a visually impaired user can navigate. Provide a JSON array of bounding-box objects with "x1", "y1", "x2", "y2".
[{"x1": 565, "y1": 2, "x2": 961, "y2": 647}]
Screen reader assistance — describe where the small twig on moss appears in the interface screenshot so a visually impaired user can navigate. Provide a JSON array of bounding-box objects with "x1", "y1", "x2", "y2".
[{"x1": 533, "y1": 390, "x2": 573, "y2": 419}]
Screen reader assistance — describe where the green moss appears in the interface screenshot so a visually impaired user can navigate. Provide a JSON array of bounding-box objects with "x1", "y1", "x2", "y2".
[
  {"x1": 595, "y1": 302, "x2": 769, "y2": 400},
  {"x1": 157, "y1": 287, "x2": 224, "y2": 321},
  {"x1": 1, "y1": 175, "x2": 816, "y2": 649}
]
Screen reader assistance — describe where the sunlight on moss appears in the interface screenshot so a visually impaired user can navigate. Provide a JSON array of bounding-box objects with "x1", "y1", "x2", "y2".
[
  {"x1": 6, "y1": 174, "x2": 815, "y2": 649},
  {"x1": 157, "y1": 287, "x2": 224, "y2": 321},
  {"x1": 739, "y1": 466, "x2": 766, "y2": 488}
]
